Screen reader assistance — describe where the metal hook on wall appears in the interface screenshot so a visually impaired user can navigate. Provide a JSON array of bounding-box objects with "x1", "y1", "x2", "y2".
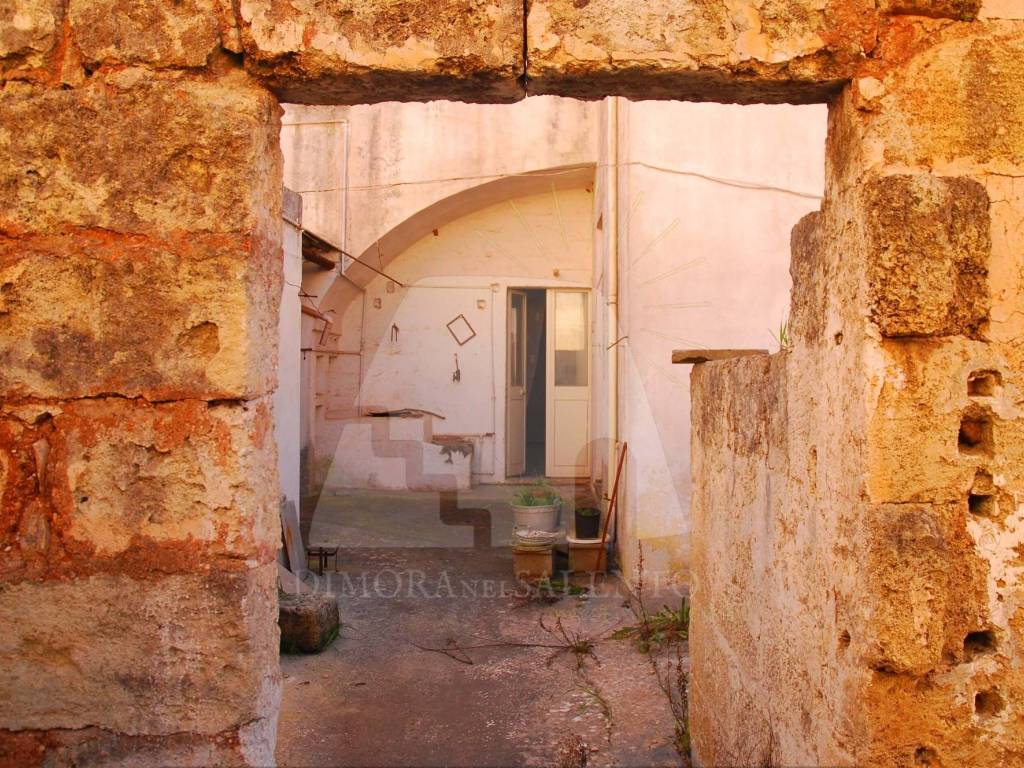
[{"x1": 452, "y1": 354, "x2": 461, "y2": 383}]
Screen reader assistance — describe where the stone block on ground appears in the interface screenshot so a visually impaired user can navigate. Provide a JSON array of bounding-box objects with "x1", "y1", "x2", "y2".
[
  {"x1": 513, "y1": 549, "x2": 554, "y2": 580},
  {"x1": 279, "y1": 592, "x2": 340, "y2": 654}
]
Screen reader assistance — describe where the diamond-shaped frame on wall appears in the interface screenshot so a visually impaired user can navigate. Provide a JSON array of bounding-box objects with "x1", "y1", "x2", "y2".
[{"x1": 446, "y1": 314, "x2": 477, "y2": 346}]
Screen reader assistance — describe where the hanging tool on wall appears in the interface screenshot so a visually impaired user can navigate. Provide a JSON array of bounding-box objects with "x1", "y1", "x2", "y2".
[
  {"x1": 452, "y1": 354, "x2": 461, "y2": 383},
  {"x1": 391, "y1": 323, "x2": 400, "y2": 344}
]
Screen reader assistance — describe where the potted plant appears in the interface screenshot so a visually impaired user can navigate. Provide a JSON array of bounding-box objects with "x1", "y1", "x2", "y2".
[
  {"x1": 510, "y1": 484, "x2": 562, "y2": 531},
  {"x1": 574, "y1": 506, "x2": 601, "y2": 540}
]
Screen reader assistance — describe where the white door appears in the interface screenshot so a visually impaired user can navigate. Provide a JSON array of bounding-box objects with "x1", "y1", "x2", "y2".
[
  {"x1": 506, "y1": 290, "x2": 528, "y2": 477},
  {"x1": 546, "y1": 289, "x2": 591, "y2": 478}
]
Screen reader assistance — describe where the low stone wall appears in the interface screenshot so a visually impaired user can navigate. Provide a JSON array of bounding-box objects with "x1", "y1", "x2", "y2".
[
  {"x1": 690, "y1": 66, "x2": 1024, "y2": 763},
  {"x1": 691, "y1": 351, "x2": 861, "y2": 764}
]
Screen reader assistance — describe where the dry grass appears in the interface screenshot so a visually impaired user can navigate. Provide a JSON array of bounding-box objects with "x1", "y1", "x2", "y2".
[{"x1": 615, "y1": 543, "x2": 693, "y2": 766}]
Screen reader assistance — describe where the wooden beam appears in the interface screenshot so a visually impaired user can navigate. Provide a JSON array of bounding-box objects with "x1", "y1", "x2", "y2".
[
  {"x1": 302, "y1": 247, "x2": 337, "y2": 270},
  {"x1": 301, "y1": 230, "x2": 340, "y2": 269},
  {"x1": 672, "y1": 349, "x2": 769, "y2": 364},
  {"x1": 300, "y1": 304, "x2": 329, "y2": 321}
]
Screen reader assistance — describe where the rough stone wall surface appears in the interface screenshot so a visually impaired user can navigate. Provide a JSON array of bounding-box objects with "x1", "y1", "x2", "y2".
[
  {"x1": 0, "y1": 70, "x2": 283, "y2": 400},
  {"x1": 526, "y1": 0, "x2": 881, "y2": 102},
  {"x1": 0, "y1": 0, "x2": 61, "y2": 74},
  {"x1": 0, "y1": 398, "x2": 279, "y2": 582},
  {"x1": 692, "y1": 17, "x2": 1024, "y2": 768},
  {"x1": 67, "y1": 0, "x2": 225, "y2": 68},
  {"x1": 237, "y1": 0, "x2": 525, "y2": 103},
  {"x1": 0, "y1": 566, "x2": 279, "y2": 735},
  {"x1": 0, "y1": 7, "x2": 284, "y2": 765},
  {"x1": 879, "y1": 0, "x2": 982, "y2": 20},
  {"x1": 690, "y1": 194, "x2": 877, "y2": 766}
]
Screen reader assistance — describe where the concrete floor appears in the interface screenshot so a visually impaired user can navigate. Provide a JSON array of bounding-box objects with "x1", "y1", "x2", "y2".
[
  {"x1": 277, "y1": 488, "x2": 683, "y2": 767},
  {"x1": 302, "y1": 483, "x2": 582, "y2": 549}
]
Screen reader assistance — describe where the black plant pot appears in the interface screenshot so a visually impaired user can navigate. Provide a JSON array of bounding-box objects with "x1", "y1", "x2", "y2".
[{"x1": 574, "y1": 508, "x2": 601, "y2": 540}]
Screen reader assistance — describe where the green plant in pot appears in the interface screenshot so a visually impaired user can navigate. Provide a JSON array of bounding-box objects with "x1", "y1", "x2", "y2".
[
  {"x1": 574, "y1": 506, "x2": 601, "y2": 540},
  {"x1": 510, "y1": 483, "x2": 562, "y2": 531}
]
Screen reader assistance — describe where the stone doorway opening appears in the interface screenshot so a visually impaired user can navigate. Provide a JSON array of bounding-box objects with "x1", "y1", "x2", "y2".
[
  {"x1": 272, "y1": 96, "x2": 827, "y2": 766},
  {"x1": 277, "y1": 96, "x2": 826, "y2": 577}
]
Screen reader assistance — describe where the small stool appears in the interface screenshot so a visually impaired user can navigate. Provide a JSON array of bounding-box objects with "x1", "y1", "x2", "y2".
[{"x1": 306, "y1": 546, "x2": 339, "y2": 575}]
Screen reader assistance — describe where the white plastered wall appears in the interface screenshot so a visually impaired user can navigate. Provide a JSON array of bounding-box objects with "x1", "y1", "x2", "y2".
[
  {"x1": 275, "y1": 212, "x2": 303, "y2": 513},
  {"x1": 593, "y1": 100, "x2": 827, "y2": 583},
  {"x1": 281, "y1": 96, "x2": 827, "y2": 579},
  {"x1": 352, "y1": 187, "x2": 594, "y2": 483}
]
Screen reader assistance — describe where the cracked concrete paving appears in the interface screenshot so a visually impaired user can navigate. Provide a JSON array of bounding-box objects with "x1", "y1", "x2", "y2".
[{"x1": 275, "y1": 537, "x2": 684, "y2": 767}]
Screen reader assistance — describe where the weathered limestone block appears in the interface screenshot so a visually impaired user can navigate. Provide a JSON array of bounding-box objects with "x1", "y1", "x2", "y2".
[
  {"x1": 0, "y1": 726, "x2": 275, "y2": 768},
  {"x1": 0, "y1": 0, "x2": 61, "y2": 72},
  {"x1": 0, "y1": 69, "x2": 282, "y2": 237},
  {"x1": 0, "y1": 398, "x2": 279, "y2": 582},
  {"x1": 237, "y1": 0, "x2": 524, "y2": 103},
  {"x1": 826, "y1": 36, "x2": 1023, "y2": 762},
  {"x1": 864, "y1": 174, "x2": 990, "y2": 338},
  {"x1": 857, "y1": 24, "x2": 1024, "y2": 177},
  {"x1": 788, "y1": 211, "x2": 828, "y2": 344},
  {"x1": 860, "y1": 490, "x2": 1024, "y2": 765},
  {"x1": 858, "y1": 503, "x2": 989, "y2": 675},
  {"x1": 279, "y1": 592, "x2": 341, "y2": 653},
  {"x1": 868, "y1": 338, "x2": 1024, "y2": 503},
  {"x1": 526, "y1": 0, "x2": 880, "y2": 102},
  {"x1": 0, "y1": 70, "x2": 282, "y2": 400},
  {"x1": 862, "y1": 664, "x2": 1024, "y2": 768},
  {"x1": 0, "y1": 230, "x2": 279, "y2": 400},
  {"x1": 68, "y1": 0, "x2": 223, "y2": 67},
  {"x1": 878, "y1": 0, "x2": 982, "y2": 19},
  {"x1": 0, "y1": 565, "x2": 280, "y2": 738}
]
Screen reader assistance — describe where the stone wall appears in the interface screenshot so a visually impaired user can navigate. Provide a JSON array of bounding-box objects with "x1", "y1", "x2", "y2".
[
  {"x1": 691, "y1": 16, "x2": 1024, "y2": 766},
  {"x1": 0, "y1": 0, "x2": 1021, "y2": 765},
  {"x1": 0, "y1": 6, "x2": 285, "y2": 766}
]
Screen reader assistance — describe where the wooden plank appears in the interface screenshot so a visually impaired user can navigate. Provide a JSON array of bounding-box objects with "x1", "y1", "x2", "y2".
[
  {"x1": 302, "y1": 248, "x2": 337, "y2": 269},
  {"x1": 280, "y1": 499, "x2": 307, "y2": 577},
  {"x1": 671, "y1": 348, "x2": 769, "y2": 364},
  {"x1": 282, "y1": 187, "x2": 302, "y2": 228}
]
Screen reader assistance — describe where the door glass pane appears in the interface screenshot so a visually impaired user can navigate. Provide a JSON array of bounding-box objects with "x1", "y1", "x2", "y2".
[
  {"x1": 554, "y1": 291, "x2": 587, "y2": 387},
  {"x1": 510, "y1": 293, "x2": 524, "y2": 387}
]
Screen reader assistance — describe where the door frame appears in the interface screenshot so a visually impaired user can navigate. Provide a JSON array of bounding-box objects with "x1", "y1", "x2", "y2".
[{"x1": 505, "y1": 289, "x2": 528, "y2": 477}]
